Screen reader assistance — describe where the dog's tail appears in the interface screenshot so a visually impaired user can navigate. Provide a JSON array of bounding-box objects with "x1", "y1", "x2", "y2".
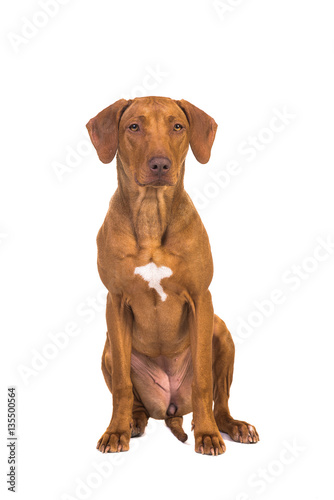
[{"x1": 165, "y1": 416, "x2": 188, "y2": 443}]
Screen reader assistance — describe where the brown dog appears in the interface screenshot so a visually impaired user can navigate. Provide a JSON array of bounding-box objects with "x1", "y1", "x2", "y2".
[{"x1": 86, "y1": 96, "x2": 259, "y2": 455}]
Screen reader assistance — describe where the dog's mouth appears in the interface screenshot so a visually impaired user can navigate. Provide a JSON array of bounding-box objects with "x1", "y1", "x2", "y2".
[{"x1": 134, "y1": 175, "x2": 176, "y2": 187}]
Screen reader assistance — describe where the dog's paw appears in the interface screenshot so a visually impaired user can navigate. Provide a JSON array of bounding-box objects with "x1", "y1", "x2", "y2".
[
  {"x1": 216, "y1": 417, "x2": 260, "y2": 444},
  {"x1": 131, "y1": 411, "x2": 148, "y2": 438},
  {"x1": 194, "y1": 429, "x2": 226, "y2": 456},
  {"x1": 96, "y1": 429, "x2": 130, "y2": 453}
]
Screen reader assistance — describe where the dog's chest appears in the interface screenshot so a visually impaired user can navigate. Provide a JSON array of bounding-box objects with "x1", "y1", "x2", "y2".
[
  {"x1": 116, "y1": 246, "x2": 188, "y2": 304},
  {"x1": 134, "y1": 262, "x2": 173, "y2": 302},
  {"x1": 99, "y1": 226, "x2": 212, "y2": 302}
]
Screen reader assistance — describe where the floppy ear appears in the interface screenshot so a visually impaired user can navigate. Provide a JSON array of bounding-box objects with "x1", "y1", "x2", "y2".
[
  {"x1": 176, "y1": 99, "x2": 217, "y2": 164},
  {"x1": 86, "y1": 99, "x2": 131, "y2": 164}
]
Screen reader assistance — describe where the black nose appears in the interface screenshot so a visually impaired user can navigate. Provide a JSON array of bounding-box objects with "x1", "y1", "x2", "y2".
[{"x1": 148, "y1": 156, "x2": 171, "y2": 175}]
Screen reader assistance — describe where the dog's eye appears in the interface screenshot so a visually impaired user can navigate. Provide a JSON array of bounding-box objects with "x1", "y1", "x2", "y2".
[
  {"x1": 173, "y1": 124, "x2": 183, "y2": 131},
  {"x1": 129, "y1": 123, "x2": 139, "y2": 131}
]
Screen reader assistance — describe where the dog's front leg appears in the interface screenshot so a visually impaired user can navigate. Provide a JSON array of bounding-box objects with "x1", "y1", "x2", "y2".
[
  {"x1": 97, "y1": 292, "x2": 133, "y2": 453},
  {"x1": 190, "y1": 290, "x2": 226, "y2": 455}
]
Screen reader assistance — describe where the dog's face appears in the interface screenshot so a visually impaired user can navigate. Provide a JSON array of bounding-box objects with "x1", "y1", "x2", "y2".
[
  {"x1": 118, "y1": 97, "x2": 189, "y2": 187},
  {"x1": 87, "y1": 96, "x2": 217, "y2": 188}
]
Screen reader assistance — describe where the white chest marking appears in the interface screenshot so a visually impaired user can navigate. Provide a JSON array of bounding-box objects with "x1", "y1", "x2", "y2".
[{"x1": 134, "y1": 262, "x2": 173, "y2": 302}]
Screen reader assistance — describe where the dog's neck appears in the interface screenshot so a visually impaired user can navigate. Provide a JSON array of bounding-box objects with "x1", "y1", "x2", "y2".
[{"x1": 116, "y1": 155, "x2": 185, "y2": 249}]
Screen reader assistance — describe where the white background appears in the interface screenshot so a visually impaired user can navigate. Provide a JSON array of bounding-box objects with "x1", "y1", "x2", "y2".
[{"x1": 1, "y1": 1, "x2": 334, "y2": 499}]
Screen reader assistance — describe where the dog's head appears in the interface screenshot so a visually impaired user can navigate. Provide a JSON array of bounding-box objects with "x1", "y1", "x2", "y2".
[{"x1": 86, "y1": 96, "x2": 217, "y2": 187}]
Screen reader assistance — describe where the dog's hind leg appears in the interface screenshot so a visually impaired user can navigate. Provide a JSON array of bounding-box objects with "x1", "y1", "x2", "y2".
[
  {"x1": 131, "y1": 386, "x2": 150, "y2": 438},
  {"x1": 212, "y1": 315, "x2": 259, "y2": 444}
]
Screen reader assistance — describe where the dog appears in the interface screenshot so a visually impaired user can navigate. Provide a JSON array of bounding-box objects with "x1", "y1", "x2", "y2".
[{"x1": 86, "y1": 96, "x2": 259, "y2": 455}]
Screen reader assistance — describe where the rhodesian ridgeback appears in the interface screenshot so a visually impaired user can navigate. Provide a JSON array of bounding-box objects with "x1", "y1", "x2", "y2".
[{"x1": 86, "y1": 96, "x2": 259, "y2": 455}]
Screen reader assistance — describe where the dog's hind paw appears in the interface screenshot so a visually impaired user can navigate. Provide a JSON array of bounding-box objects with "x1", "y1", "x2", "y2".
[
  {"x1": 131, "y1": 410, "x2": 148, "y2": 438},
  {"x1": 216, "y1": 416, "x2": 260, "y2": 444}
]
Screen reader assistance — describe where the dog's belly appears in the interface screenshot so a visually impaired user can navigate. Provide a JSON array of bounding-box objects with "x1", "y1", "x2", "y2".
[{"x1": 130, "y1": 346, "x2": 193, "y2": 419}]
